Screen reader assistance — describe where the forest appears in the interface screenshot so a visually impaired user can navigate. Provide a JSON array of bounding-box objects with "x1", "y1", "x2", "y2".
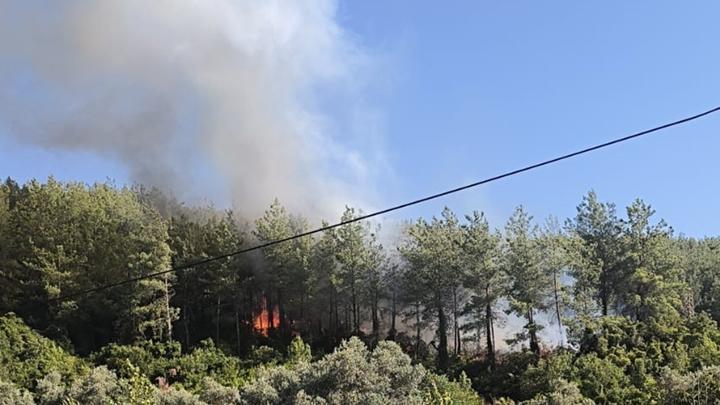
[{"x1": 2, "y1": 177, "x2": 720, "y2": 404}]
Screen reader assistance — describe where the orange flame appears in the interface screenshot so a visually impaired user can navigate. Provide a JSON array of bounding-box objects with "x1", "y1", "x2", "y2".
[{"x1": 253, "y1": 296, "x2": 280, "y2": 336}]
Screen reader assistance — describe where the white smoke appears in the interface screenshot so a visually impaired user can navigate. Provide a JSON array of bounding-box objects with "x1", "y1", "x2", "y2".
[{"x1": 0, "y1": 0, "x2": 382, "y2": 218}]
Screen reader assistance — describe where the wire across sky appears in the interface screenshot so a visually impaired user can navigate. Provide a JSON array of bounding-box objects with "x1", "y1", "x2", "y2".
[{"x1": 46, "y1": 104, "x2": 720, "y2": 306}]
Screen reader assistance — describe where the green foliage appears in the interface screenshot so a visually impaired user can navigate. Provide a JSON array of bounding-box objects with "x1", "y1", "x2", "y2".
[
  {"x1": 0, "y1": 378, "x2": 34, "y2": 405},
  {"x1": 35, "y1": 372, "x2": 66, "y2": 405},
  {"x1": 288, "y1": 336, "x2": 312, "y2": 365},
  {"x1": 123, "y1": 361, "x2": 158, "y2": 405},
  {"x1": 90, "y1": 340, "x2": 182, "y2": 381},
  {"x1": 470, "y1": 351, "x2": 545, "y2": 401},
  {"x1": 423, "y1": 372, "x2": 483, "y2": 405},
  {"x1": 0, "y1": 314, "x2": 85, "y2": 390},
  {"x1": 1, "y1": 179, "x2": 177, "y2": 352},
  {"x1": 247, "y1": 345, "x2": 283, "y2": 366},
  {"x1": 566, "y1": 191, "x2": 626, "y2": 316},
  {"x1": 174, "y1": 339, "x2": 246, "y2": 391},
  {"x1": 67, "y1": 366, "x2": 124, "y2": 405},
  {"x1": 239, "y1": 337, "x2": 471, "y2": 404},
  {"x1": 91, "y1": 338, "x2": 249, "y2": 393},
  {"x1": 572, "y1": 354, "x2": 645, "y2": 404},
  {"x1": 460, "y1": 211, "x2": 503, "y2": 365},
  {"x1": 6, "y1": 180, "x2": 720, "y2": 403},
  {"x1": 399, "y1": 208, "x2": 464, "y2": 370},
  {"x1": 522, "y1": 379, "x2": 594, "y2": 405},
  {"x1": 197, "y1": 377, "x2": 240, "y2": 405},
  {"x1": 656, "y1": 366, "x2": 720, "y2": 404},
  {"x1": 503, "y1": 206, "x2": 549, "y2": 355},
  {"x1": 155, "y1": 387, "x2": 204, "y2": 405}
]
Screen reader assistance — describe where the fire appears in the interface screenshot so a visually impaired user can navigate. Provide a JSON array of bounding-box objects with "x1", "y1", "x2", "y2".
[{"x1": 253, "y1": 296, "x2": 280, "y2": 336}]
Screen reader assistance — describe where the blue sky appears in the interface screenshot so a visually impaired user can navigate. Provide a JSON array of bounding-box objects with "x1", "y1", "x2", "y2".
[{"x1": 2, "y1": 1, "x2": 720, "y2": 236}]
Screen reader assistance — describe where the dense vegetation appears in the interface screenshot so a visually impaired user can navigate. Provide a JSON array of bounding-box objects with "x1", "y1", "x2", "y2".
[{"x1": 1, "y1": 177, "x2": 720, "y2": 403}]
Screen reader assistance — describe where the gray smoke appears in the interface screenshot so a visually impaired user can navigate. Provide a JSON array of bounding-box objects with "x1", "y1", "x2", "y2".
[{"x1": 0, "y1": 0, "x2": 380, "y2": 218}]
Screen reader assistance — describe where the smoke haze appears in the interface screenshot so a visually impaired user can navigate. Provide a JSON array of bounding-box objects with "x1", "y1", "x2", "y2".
[{"x1": 0, "y1": 0, "x2": 382, "y2": 219}]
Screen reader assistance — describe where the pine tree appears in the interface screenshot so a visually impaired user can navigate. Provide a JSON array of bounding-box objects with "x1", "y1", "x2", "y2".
[
  {"x1": 566, "y1": 191, "x2": 626, "y2": 316},
  {"x1": 503, "y1": 206, "x2": 549, "y2": 356},
  {"x1": 399, "y1": 207, "x2": 464, "y2": 370},
  {"x1": 461, "y1": 211, "x2": 503, "y2": 367},
  {"x1": 539, "y1": 216, "x2": 568, "y2": 347}
]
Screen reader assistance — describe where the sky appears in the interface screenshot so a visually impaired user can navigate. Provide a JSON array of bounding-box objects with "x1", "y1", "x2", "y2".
[{"x1": 2, "y1": 1, "x2": 720, "y2": 236}]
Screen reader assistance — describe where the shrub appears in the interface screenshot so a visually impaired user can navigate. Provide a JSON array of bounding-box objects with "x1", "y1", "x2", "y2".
[
  {"x1": 288, "y1": 336, "x2": 312, "y2": 365},
  {"x1": 155, "y1": 386, "x2": 204, "y2": 405},
  {"x1": 239, "y1": 337, "x2": 482, "y2": 405},
  {"x1": 67, "y1": 366, "x2": 124, "y2": 405},
  {"x1": 522, "y1": 379, "x2": 594, "y2": 405},
  {"x1": 0, "y1": 378, "x2": 34, "y2": 405},
  {"x1": 423, "y1": 372, "x2": 483, "y2": 405},
  {"x1": 0, "y1": 314, "x2": 85, "y2": 390},
  {"x1": 198, "y1": 377, "x2": 240, "y2": 405},
  {"x1": 175, "y1": 339, "x2": 246, "y2": 391},
  {"x1": 90, "y1": 340, "x2": 181, "y2": 381},
  {"x1": 657, "y1": 366, "x2": 720, "y2": 404},
  {"x1": 35, "y1": 372, "x2": 66, "y2": 405}
]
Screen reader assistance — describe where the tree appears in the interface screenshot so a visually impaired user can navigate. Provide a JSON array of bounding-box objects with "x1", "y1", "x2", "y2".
[
  {"x1": 461, "y1": 211, "x2": 503, "y2": 367},
  {"x1": 566, "y1": 191, "x2": 626, "y2": 316},
  {"x1": 540, "y1": 217, "x2": 569, "y2": 347},
  {"x1": 621, "y1": 199, "x2": 685, "y2": 326},
  {"x1": 334, "y1": 207, "x2": 369, "y2": 335},
  {"x1": 4, "y1": 179, "x2": 177, "y2": 351},
  {"x1": 399, "y1": 208, "x2": 464, "y2": 370},
  {"x1": 361, "y1": 227, "x2": 386, "y2": 340},
  {"x1": 254, "y1": 199, "x2": 311, "y2": 338},
  {"x1": 503, "y1": 206, "x2": 549, "y2": 356},
  {"x1": 678, "y1": 237, "x2": 720, "y2": 322},
  {"x1": 307, "y1": 224, "x2": 340, "y2": 344}
]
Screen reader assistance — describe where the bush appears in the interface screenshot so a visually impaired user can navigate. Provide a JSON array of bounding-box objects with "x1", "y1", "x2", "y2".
[
  {"x1": 156, "y1": 386, "x2": 204, "y2": 405},
  {"x1": 0, "y1": 314, "x2": 85, "y2": 390},
  {"x1": 422, "y1": 372, "x2": 483, "y2": 405},
  {"x1": 288, "y1": 336, "x2": 312, "y2": 365},
  {"x1": 197, "y1": 377, "x2": 240, "y2": 405},
  {"x1": 67, "y1": 366, "x2": 124, "y2": 405},
  {"x1": 35, "y1": 372, "x2": 66, "y2": 405},
  {"x1": 657, "y1": 366, "x2": 720, "y2": 404},
  {"x1": 239, "y1": 337, "x2": 482, "y2": 405},
  {"x1": 90, "y1": 340, "x2": 181, "y2": 381},
  {"x1": 175, "y1": 339, "x2": 246, "y2": 391},
  {"x1": 522, "y1": 379, "x2": 594, "y2": 405},
  {"x1": 0, "y1": 378, "x2": 34, "y2": 405}
]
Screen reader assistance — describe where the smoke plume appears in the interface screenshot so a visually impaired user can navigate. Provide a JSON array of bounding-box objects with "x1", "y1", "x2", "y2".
[{"x1": 0, "y1": 0, "x2": 381, "y2": 218}]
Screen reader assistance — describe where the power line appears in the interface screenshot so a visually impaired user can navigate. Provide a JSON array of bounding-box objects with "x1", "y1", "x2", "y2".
[{"x1": 47, "y1": 105, "x2": 720, "y2": 305}]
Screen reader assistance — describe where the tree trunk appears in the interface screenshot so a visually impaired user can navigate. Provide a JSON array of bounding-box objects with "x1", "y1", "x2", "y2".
[
  {"x1": 485, "y1": 302, "x2": 495, "y2": 369},
  {"x1": 333, "y1": 289, "x2": 339, "y2": 338},
  {"x1": 389, "y1": 289, "x2": 397, "y2": 340},
  {"x1": 183, "y1": 303, "x2": 190, "y2": 348},
  {"x1": 371, "y1": 292, "x2": 379, "y2": 338},
  {"x1": 600, "y1": 270, "x2": 609, "y2": 316},
  {"x1": 164, "y1": 275, "x2": 173, "y2": 342},
  {"x1": 528, "y1": 308, "x2": 540, "y2": 356},
  {"x1": 415, "y1": 302, "x2": 421, "y2": 360},
  {"x1": 235, "y1": 300, "x2": 241, "y2": 354},
  {"x1": 266, "y1": 292, "x2": 274, "y2": 333},
  {"x1": 345, "y1": 302, "x2": 351, "y2": 335},
  {"x1": 215, "y1": 295, "x2": 221, "y2": 343},
  {"x1": 453, "y1": 287, "x2": 460, "y2": 355},
  {"x1": 552, "y1": 271, "x2": 563, "y2": 347},
  {"x1": 350, "y1": 276, "x2": 359, "y2": 333},
  {"x1": 182, "y1": 278, "x2": 190, "y2": 348},
  {"x1": 437, "y1": 299, "x2": 449, "y2": 371},
  {"x1": 277, "y1": 289, "x2": 286, "y2": 335}
]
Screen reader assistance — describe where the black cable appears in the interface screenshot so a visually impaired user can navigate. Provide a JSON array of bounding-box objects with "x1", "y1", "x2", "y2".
[{"x1": 46, "y1": 105, "x2": 720, "y2": 305}]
